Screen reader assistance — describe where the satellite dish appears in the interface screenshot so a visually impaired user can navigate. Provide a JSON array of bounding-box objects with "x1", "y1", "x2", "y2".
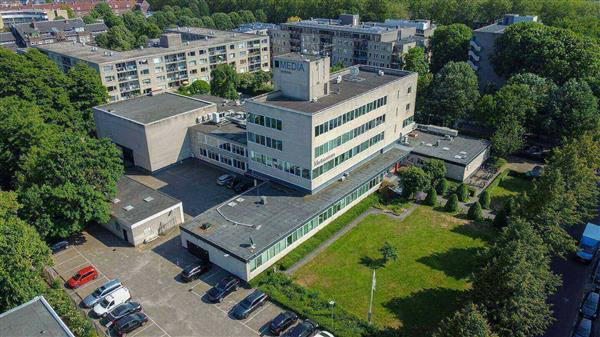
[{"x1": 350, "y1": 66, "x2": 360, "y2": 77}]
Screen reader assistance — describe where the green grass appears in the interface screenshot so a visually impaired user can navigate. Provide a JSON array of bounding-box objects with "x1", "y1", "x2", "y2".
[
  {"x1": 293, "y1": 206, "x2": 495, "y2": 336},
  {"x1": 487, "y1": 170, "x2": 531, "y2": 211}
]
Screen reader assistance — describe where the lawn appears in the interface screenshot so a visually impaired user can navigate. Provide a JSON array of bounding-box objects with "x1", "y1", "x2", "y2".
[
  {"x1": 487, "y1": 171, "x2": 532, "y2": 210},
  {"x1": 293, "y1": 206, "x2": 495, "y2": 336}
]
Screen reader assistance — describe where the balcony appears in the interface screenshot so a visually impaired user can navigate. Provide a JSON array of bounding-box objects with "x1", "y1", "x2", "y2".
[
  {"x1": 468, "y1": 50, "x2": 480, "y2": 62},
  {"x1": 467, "y1": 60, "x2": 478, "y2": 71},
  {"x1": 469, "y1": 39, "x2": 481, "y2": 52}
]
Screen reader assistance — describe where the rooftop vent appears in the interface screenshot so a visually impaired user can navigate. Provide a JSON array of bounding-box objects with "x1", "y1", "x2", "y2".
[
  {"x1": 143, "y1": 196, "x2": 154, "y2": 202},
  {"x1": 261, "y1": 196, "x2": 268, "y2": 205},
  {"x1": 442, "y1": 147, "x2": 450, "y2": 151},
  {"x1": 123, "y1": 205, "x2": 134, "y2": 211},
  {"x1": 336, "y1": 75, "x2": 342, "y2": 84},
  {"x1": 112, "y1": 198, "x2": 120, "y2": 204},
  {"x1": 459, "y1": 151, "x2": 467, "y2": 155},
  {"x1": 378, "y1": 70, "x2": 385, "y2": 76},
  {"x1": 200, "y1": 223, "x2": 212, "y2": 230}
]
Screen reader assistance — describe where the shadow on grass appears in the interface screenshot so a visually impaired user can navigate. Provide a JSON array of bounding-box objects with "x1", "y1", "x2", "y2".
[
  {"x1": 416, "y1": 247, "x2": 486, "y2": 280},
  {"x1": 451, "y1": 221, "x2": 496, "y2": 243},
  {"x1": 359, "y1": 256, "x2": 387, "y2": 270},
  {"x1": 380, "y1": 287, "x2": 469, "y2": 337}
]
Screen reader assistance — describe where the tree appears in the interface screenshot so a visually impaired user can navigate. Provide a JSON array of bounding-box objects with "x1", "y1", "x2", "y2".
[
  {"x1": 287, "y1": 16, "x2": 302, "y2": 23},
  {"x1": 445, "y1": 194, "x2": 459, "y2": 212},
  {"x1": 473, "y1": 219, "x2": 560, "y2": 337},
  {"x1": 210, "y1": 64, "x2": 239, "y2": 99},
  {"x1": 490, "y1": 84, "x2": 537, "y2": 129},
  {"x1": 398, "y1": 166, "x2": 431, "y2": 199},
  {"x1": 228, "y1": 12, "x2": 242, "y2": 27},
  {"x1": 255, "y1": 9, "x2": 267, "y2": 22},
  {"x1": 492, "y1": 22, "x2": 600, "y2": 85},
  {"x1": 429, "y1": 24, "x2": 472, "y2": 73},
  {"x1": 434, "y1": 303, "x2": 497, "y2": 337},
  {"x1": 491, "y1": 115, "x2": 526, "y2": 157},
  {"x1": 456, "y1": 183, "x2": 469, "y2": 202},
  {"x1": 422, "y1": 159, "x2": 446, "y2": 185},
  {"x1": 468, "y1": 201, "x2": 483, "y2": 221},
  {"x1": 96, "y1": 25, "x2": 137, "y2": 51},
  {"x1": 179, "y1": 80, "x2": 210, "y2": 96},
  {"x1": 479, "y1": 190, "x2": 491, "y2": 209},
  {"x1": 0, "y1": 191, "x2": 51, "y2": 312},
  {"x1": 67, "y1": 63, "x2": 109, "y2": 133},
  {"x1": 16, "y1": 132, "x2": 123, "y2": 240},
  {"x1": 379, "y1": 242, "x2": 397, "y2": 265},
  {"x1": 425, "y1": 187, "x2": 438, "y2": 206},
  {"x1": 211, "y1": 12, "x2": 234, "y2": 30},
  {"x1": 402, "y1": 47, "x2": 429, "y2": 77},
  {"x1": 425, "y1": 62, "x2": 480, "y2": 126},
  {"x1": 547, "y1": 79, "x2": 599, "y2": 141},
  {"x1": 437, "y1": 178, "x2": 449, "y2": 196},
  {"x1": 239, "y1": 10, "x2": 256, "y2": 24}
]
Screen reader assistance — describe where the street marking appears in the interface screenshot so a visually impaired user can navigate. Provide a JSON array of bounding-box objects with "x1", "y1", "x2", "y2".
[
  {"x1": 126, "y1": 321, "x2": 154, "y2": 337},
  {"x1": 246, "y1": 303, "x2": 271, "y2": 323},
  {"x1": 55, "y1": 254, "x2": 83, "y2": 266},
  {"x1": 146, "y1": 314, "x2": 171, "y2": 337}
]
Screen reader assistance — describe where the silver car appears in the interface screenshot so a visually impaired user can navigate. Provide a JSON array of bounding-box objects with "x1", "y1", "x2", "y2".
[{"x1": 82, "y1": 279, "x2": 122, "y2": 308}]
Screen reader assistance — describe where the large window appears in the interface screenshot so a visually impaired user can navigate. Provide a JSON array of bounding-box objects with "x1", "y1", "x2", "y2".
[
  {"x1": 250, "y1": 151, "x2": 310, "y2": 180},
  {"x1": 248, "y1": 113, "x2": 282, "y2": 130},
  {"x1": 248, "y1": 132, "x2": 283, "y2": 151},
  {"x1": 315, "y1": 115, "x2": 385, "y2": 157},
  {"x1": 314, "y1": 96, "x2": 387, "y2": 137}
]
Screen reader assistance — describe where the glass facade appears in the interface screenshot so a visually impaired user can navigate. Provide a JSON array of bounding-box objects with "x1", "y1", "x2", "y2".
[
  {"x1": 248, "y1": 113, "x2": 283, "y2": 130},
  {"x1": 247, "y1": 132, "x2": 283, "y2": 151},
  {"x1": 248, "y1": 172, "x2": 385, "y2": 272},
  {"x1": 314, "y1": 96, "x2": 387, "y2": 137},
  {"x1": 250, "y1": 151, "x2": 311, "y2": 180},
  {"x1": 314, "y1": 114, "x2": 386, "y2": 157}
]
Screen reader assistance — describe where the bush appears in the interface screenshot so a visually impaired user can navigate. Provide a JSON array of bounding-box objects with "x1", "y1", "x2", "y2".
[
  {"x1": 468, "y1": 201, "x2": 483, "y2": 221},
  {"x1": 489, "y1": 156, "x2": 507, "y2": 170},
  {"x1": 493, "y1": 207, "x2": 509, "y2": 228},
  {"x1": 456, "y1": 183, "x2": 469, "y2": 202},
  {"x1": 44, "y1": 280, "x2": 97, "y2": 337},
  {"x1": 445, "y1": 194, "x2": 459, "y2": 212},
  {"x1": 479, "y1": 190, "x2": 491, "y2": 209},
  {"x1": 436, "y1": 178, "x2": 449, "y2": 195},
  {"x1": 425, "y1": 187, "x2": 437, "y2": 206}
]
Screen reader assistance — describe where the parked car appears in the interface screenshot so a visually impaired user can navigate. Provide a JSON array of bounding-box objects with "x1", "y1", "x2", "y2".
[
  {"x1": 93, "y1": 287, "x2": 131, "y2": 318},
  {"x1": 315, "y1": 331, "x2": 335, "y2": 337},
  {"x1": 593, "y1": 261, "x2": 600, "y2": 290},
  {"x1": 573, "y1": 318, "x2": 593, "y2": 337},
  {"x1": 181, "y1": 261, "x2": 211, "y2": 282},
  {"x1": 106, "y1": 302, "x2": 142, "y2": 324},
  {"x1": 283, "y1": 320, "x2": 318, "y2": 337},
  {"x1": 581, "y1": 291, "x2": 600, "y2": 319},
  {"x1": 526, "y1": 165, "x2": 544, "y2": 178},
  {"x1": 50, "y1": 240, "x2": 69, "y2": 254},
  {"x1": 217, "y1": 174, "x2": 234, "y2": 186},
  {"x1": 233, "y1": 181, "x2": 252, "y2": 193},
  {"x1": 206, "y1": 276, "x2": 240, "y2": 303},
  {"x1": 232, "y1": 290, "x2": 268, "y2": 319},
  {"x1": 113, "y1": 312, "x2": 148, "y2": 336},
  {"x1": 82, "y1": 279, "x2": 122, "y2": 308},
  {"x1": 67, "y1": 266, "x2": 98, "y2": 289},
  {"x1": 269, "y1": 311, "x2": 299, "y2": 336},
  {"x1": 226, "y1": 176, "x2": 241, "y2": 189}
]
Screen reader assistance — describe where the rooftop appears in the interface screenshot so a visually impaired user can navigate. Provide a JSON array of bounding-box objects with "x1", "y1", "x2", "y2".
[
  {"x1": 232, "y1": 22, "x2": 279, "y2": 33},
  {"x1": 0, "y1": 296, "x2": 74, "y2": 337},
  {"x1": 113, "y1": 176, "x2": 181, "y2": 226},
  {"x1": 95, "y1": 92, "x2": 212, "y2": 125},
  {"x1": 181, "y1": 147, "x2": 409, "y2": 261},
  {"x1": 191, "y1": 121, "x2": 248, "y2": 145},
  {"x1": 192, "y1": 94, "x2": 248, "y2": 113},
  {"x1": 406, "y1": 129, "x2": 490, "y2": 165},
  {"x1": 13, "y1": 18, "x2": 85, "y2": 35},
  {"x1": 254, "y1": 66, "x2": 414, "y2": 114}
]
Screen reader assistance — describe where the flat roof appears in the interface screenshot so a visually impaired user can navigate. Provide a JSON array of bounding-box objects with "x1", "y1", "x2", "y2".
[
  {"x1": 181, "y1": 147, "x2": 409, "y2": 261},
  {"x1": 113, "y1": 176, "x2": 181, "y2": 226},
  {"x1": 0, "y1": 296, "x2": 75, "y2": 337},
  {"x1": 407, "y1": 130, "x2": 490, "y2": 165},
  {"x1": 254, "y1": 66, "x2": 414, "y2": 114},
  {"x1": 192, "y1": 94, "x2": 248, "y2": 113},
  {"x1": 474, "y1": 23, "x2": 507, "y2": 34},
  {"x1": 95, "y1": 92, "x2": 212, "y2": 125},
  {"x1": 35, "y1": 28, "x2": 261, "y2": 64},
  {"x1": 191, "y1": 121, "x2": 248, "y2": 145}
]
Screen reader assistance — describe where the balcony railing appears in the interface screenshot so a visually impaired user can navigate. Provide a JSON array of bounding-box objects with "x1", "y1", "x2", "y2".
[
  {"x1": 468, "y1": 50, "x2": 480, "y2": 62},
  {"x1": 470, "y1": 39, "x2": 481, "y2": 52},
  {"x1": 467, "y1": 60, "x2": 479, "y2": 71}
]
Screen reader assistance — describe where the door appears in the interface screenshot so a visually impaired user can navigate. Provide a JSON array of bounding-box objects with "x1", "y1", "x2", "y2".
[
  {"x1": 123, "y1": 230, "x2": 129, "y2": 243},
  {"x1": 187, "y1": 241, "x2": 209, "y2": 261}
]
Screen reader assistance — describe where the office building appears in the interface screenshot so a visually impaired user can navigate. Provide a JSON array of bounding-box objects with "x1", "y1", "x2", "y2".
[
  {"x1": 0, "y1": 9, "x2": 48, "y2": 27},
  {"x1": 0, "y1": 0, "x2": 150, "y2": 17},
  {"x1": 11, "y1": 18, "x2": 107, "y2": 47},
  {"x1": 469, "y1": 14, "x2": 538, "y2": 89},
  {"x1": 0, "y1": 296, "x2": 75, "y2": 337},
  {"x1": 270, "y1": 14, "x2": 436, "y2": 69},
  {"x1": 37, "y1": 27, "x2": 270, "y2": 101}
]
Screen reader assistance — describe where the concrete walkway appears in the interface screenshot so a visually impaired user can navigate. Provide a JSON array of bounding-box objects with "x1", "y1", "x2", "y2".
[{"x1": 284, "y1": 204, "x2": 418, "y2": 275}]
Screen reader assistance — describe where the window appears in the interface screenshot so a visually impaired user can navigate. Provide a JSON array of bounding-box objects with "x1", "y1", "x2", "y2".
[
  {"x1": 315, "y1": 96, "x2": 387, "y2": 136},
  {"x1": 406, "y1": 103, "x2": 410, "y2": 111},
  {"x1": 103, "y1": 65, "x2": 113, "y2": 72},
  {"x1": 314, "y1": 115, "x2": 385, "y2": 157},
  {"x1": 407, "y1": 86, "x2": 412, "y2": 94},
  {"x1": 247, "y1": 132, "x2": 283, "y2": 151},
  {"x1": 153, "y1": 57, "x2": 162, "y2": 64},
  {"x1": 188, "y1": 51, "x2": 195, "y2": 56},
  {"x1": 140, "y1": 69, "x2": 150, "y2": 75},
  {"x1": 402, "y1": 116, "x2": 414, "y2": 127},
  {"x1": 250, "y1": 151, "x2": 309, "y2": 180},
  {"x1": 105, "y1": 75, "x2": 115, "y2": 82},
  {"x1": 247, "y1": 113, "x2": 282, "y2": 130}
]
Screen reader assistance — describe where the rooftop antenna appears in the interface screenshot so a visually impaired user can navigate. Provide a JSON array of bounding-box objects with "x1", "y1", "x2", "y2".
[
  {"x1": 350, "y1": 66, "x2": 359, "y2": 79},
  {"x1": 249, "y1": 237, "x2": 255, "y2": 250}
]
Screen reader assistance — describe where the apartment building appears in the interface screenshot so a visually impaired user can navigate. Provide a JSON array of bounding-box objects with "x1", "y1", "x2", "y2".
[
  {"x1": 10, "y1": 18, "x2": 107, "y2": 47},
  {"x1": 469, "y1": 14, "x2": 538, "y2": 89},
  {"x1": 271, "y1": 14, "x2": 436, "y2": 69},
  {"x1": 36, "y1": 27, "x2": 270, "y2": 101}
]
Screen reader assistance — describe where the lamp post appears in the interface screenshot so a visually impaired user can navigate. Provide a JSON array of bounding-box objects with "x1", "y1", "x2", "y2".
[
  {"x1": 368, "y1": 269, "x2": 376, "y2": 324},
  {"x1": 328, "y1": 300, "x2": 335, "y2": 330}
]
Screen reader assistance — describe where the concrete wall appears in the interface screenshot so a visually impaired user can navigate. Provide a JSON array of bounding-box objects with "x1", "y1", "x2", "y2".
[
  {"x1": 463, "y1": 146, "x2": 490, "y2": 180},
  {"x1": 472, "y1": 31, "x2": 505, "y2": 89},
  {"x1": 403, "y1": 148, "x2": 490, "y2": 182}
]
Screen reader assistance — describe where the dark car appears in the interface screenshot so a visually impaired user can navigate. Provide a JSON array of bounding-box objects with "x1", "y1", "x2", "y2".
[
  {"x1": 269, "y1": 311, "x2": 299, "y2": 336},
  {"x1": 50, "y1": 240, "x2": 69, "y2": 254},
  {"x1": 594, "y1": 260, "x2": 600, "y2": 290},
  {"x1": 227, "y1": 176, "x2": 241, "y2": 189},
  {"x1": 106, "y1": 302, "x2": 142, "y2": 324},
  {"x1": 181, "y1": 261, "x2": 211, "y2": 282},
  {"x1": 206, "y1": 276, "x2": 241, "y2": 303},
  {"x1": 233, "y1": 181, "x2": 252, "y2": 193},
  {"x1": 573, "y1": 318, "x2": 592, "y2": 337},
  {"x1": 283, "y1": 320, "x2": 318, "y2": 337},
  {"x1": 217, "y1": 174, "x2": 234, "y2": 186},
  {"x1": 232, "y1": 290, "x2": 268, "y2": 319},
  {"x1": 113, "y1": 312, "x2": 148, "y2": 336},
  {"x1": 581, "y1": 291, "x2": 600, "y2": 319}
]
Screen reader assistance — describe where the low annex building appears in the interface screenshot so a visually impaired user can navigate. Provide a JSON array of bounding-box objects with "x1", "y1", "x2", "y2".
[
  {"x1": 106, "y1": 176, "x2": 184, "y2": 246},
  {"x1": 0, "y1": 296, "x2": 75, "y2": 337}
]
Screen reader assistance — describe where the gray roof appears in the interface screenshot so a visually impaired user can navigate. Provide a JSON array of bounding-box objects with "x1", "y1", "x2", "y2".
[
  {"x1": 181, "y1": 147, "x2": 409, "y2": 261},
  {"x1": 0, "y1": 31, "x2": 16, "y2": 42},
  {"x1": 0, "y1": 296, "x2": 75, "y2": 337},
  {"x1": 254, "y1": 66, "x2": 414, "y2": 114},
  {"x1": 95, "y1": 92, "x2": 213, "y2": 125},
  {"x1": 85, "y1": 22, "x2": 108, "y2": 33},
  {"x1": 191, "y1": 121, "x2": 248, "y2": 145},
  {"x1": 13, "y1": 18, "x2": 85, "y2": 36},
  {"x1": 406, "y1": 130, "x2": 490, "y2": 165},
  {"x1": 192, "y1": 94, "x2": 248, "y2": 113},
  {"x1": 474, "y1": 23, "x2": 507, "y2": 34},
  {"x1": 113, "y1": 176, "x2": 181, "y2": 226}
]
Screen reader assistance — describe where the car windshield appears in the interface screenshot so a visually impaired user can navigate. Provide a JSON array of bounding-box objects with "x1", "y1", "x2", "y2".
[
  {"x1": 216, "y1": 279, "x2": 230, "y2": 290},
  {"x1": 577, "y1": 322, "x2": 590, "y2": 334},
  {"x1": 113, "y1": 304, "x2": 128, "y2": 315},
  {"x1": 183, "y1": 265, "x2": 196, "y2": 274},
  {"x1": 100, "y1": 298, "x2": 111, "y2": 308},
  {"x1": 73, "y1": 273, "x2": 82, "y2": 280},
  {"x1": 240, "y1": 298, "x2": 253, "y2": 308},
  {"x1": 92, "y1": 288, "x2": 103, "y2": 296},
  {"x1": 272, "y1": 313, "x2": 287, "y2": 325}
]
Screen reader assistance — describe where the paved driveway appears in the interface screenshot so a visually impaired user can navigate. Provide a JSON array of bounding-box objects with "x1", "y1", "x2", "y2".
[{"x1": 52, "y1": 226, "x2": 285, "y2": 337}]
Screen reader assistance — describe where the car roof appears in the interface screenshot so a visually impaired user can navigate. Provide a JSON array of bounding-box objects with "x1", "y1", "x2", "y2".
[
  {"x1": 100, "y1": 279, "x2": 120, "y2": 289},
  {"x1": 588, "y1": 292, "x2": 600, "y2": 300},
  {"x1": 246, "y1": 290, "x2": 265, "y2": 301},
  {"x1": 78, "y1": 266, "x2": 95, "y2": 273}
]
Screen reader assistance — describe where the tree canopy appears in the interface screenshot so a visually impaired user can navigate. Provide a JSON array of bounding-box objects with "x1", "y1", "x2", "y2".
[
  {"x1": 210, "y1": 64, "x2": 239, "y2": 99},
  {"x1": 430, "y1": 24, "x2": 472, "y2": 73}
]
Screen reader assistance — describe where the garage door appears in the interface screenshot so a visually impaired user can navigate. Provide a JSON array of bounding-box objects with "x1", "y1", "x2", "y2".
[{"x1": 187, "y1": 241, "x2": 209, "y2": 261}]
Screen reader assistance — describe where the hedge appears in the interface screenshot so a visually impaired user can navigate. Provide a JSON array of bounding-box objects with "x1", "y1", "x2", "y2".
[
  {"x1": 485, "y1": 169, "x2": 510, "y2": 191},
  {"x1": 44, "y1": 280, "x2": 98, "y2": 337}
]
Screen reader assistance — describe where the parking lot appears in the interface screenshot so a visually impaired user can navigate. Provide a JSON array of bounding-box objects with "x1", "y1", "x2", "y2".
[{"x1": 51, "y1": 226, "x2": 286, "y2": 337}]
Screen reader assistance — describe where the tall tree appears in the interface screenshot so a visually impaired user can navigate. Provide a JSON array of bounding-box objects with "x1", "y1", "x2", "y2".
[
  {"x1": 547, "y1": 79, "x2": 599, "y2": 141},
  {"x1": 429, "y1": 24, "x2": 472, "y2": 73},
  {"x1": 402, "y1": 46, "x2": 429, "y2": 77},
  {"x1": 434, "y1": 303, "x2": 497, "y2": 337},
  {"x1": 422, "y1": 159, "x2": 446, "y2": 184},
  {"x1": 67, "y1": 63, "x2": 109, "y2": 133},
  {"x1": 210, "y1": 64, "x2": 239, "y2": 99},
  {"x1": 398, "y1": 166, "x2": 431, "y2": 199}
]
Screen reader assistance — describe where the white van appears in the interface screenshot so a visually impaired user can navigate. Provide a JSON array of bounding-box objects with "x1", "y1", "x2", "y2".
[{"x1": 93, "y1": 287, "x2": 131, "y2": 317}]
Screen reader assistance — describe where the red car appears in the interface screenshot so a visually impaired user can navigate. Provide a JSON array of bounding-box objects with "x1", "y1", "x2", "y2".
[{"x1": 67, "y1": 266, "x2": 98, "y2": 289}]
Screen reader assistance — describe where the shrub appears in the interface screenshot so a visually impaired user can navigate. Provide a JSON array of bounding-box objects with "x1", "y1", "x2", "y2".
[
  {"x1": 456, "y1": 183, "x2": 469, "y2": 202},
  {"x1": 489, "y1": 156, "x2": 507, "y2": 170},
  {"x1": 445, "y1": 194, "x2": 459, "y2": 212},
  {"x1": 468, "y1": 201, "x2": 483, "y2": 221},
  {"x1": 479, "y1": 190, "x2": 491, "y2": 209},
  {"x1": 493, "y1": 207, "x2": 509, "y2": 228},
  {"x1": 437, "y1": 178, "x2": 449, "y2": 195},
  {"x1": 425, "y1": 187, "x2": 437, "y2": 206},
  {"x1": 44, "y1": 280, "x2": 97, "y2": 337}
]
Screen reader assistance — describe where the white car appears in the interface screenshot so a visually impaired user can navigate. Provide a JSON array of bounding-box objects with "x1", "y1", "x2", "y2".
[
  {"x1": 315, "y1": 331, "x2": 335, "y2": 337},
  {"x1": 92, "y1": 287, "x2": 131, "y2": 317}
]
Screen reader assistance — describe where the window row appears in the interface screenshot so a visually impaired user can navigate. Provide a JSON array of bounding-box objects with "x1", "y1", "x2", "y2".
[
  {"x1": 315, "y1": 96, "x2": 387, "y2": 137},
  {"x1": 250, "y1": 151, "x2": 310, "y2": 180},
  {"x1": 402, "y1": 116, "x2": 414, "y2": 127},
  {"x1": 219, "y1": 142, "x2": 247, "y2": 156},
  {"x1": 198, "y1": 149, "x2": 247, "y2": 171},
  {"x1": 314, "y1": 114, "x2": 386, "y2": 157},
  {"x1": 247, "y1": 132, "x2": 283, "y2": 151},
  {"x1": 247, "y1": 113, "x2": 283, "y2": 130},
  {"x1": 312, "y1": 132, "x2": 385, "y2": 178},
  {"x1": 249, "y1": 173, "x2": 384, "y2": 272}
]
